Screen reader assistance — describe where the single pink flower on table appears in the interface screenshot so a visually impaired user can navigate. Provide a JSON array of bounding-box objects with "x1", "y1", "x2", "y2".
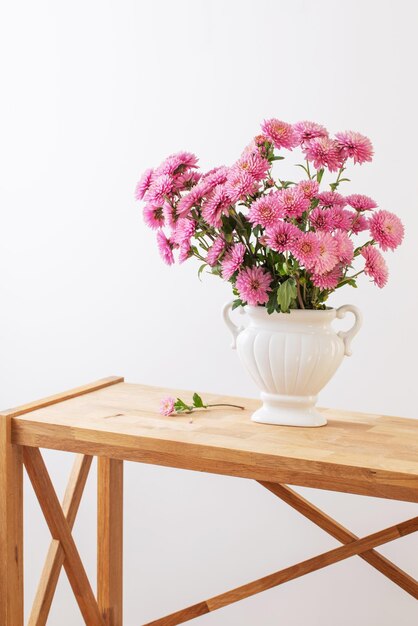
[
  {"x1": 233, "y1": 151, "x2": 270, "y2": 182},
  {"x1": 264, "y1": 222, "x2": 300, "y2": 253},
  {"x1": 350, "y1": 212, "x2": 369, "y2": 234},
  {"x1": 135, "y1": 168, "x2": 154, "y2": 200},
  {"x1": 297, "y1": 179, "x2": 319, "y2": 200},
  {"x1": 335, "y1": 131, "x2": 373, "y2": 164},
  {"x1": 261, "y1": 119, "x2": 298, "y2": 150},
  {"x1": 236, "y1": 266, "x2": 272, "y2": 306},
  {"x1": 311, "y1": 264, "x2": 343, "y2": 290},
  {"x1": 346, "y1": 194, "x2": 377, "y2": 211},
  {"x1": 291, "y1": 232, "x2": 320, "y2": 269},
  {"x1": 160, "y1": 397, "x2": 175, "y2": 416},
  {"x1": 303, "y1": 137, "x2": 344, "y2": 172},
  {"x1": 276, "y1": 188, "x2": 310, "y2": 218},
  {"x1": 310, "y1": 207, "x2": 333, "y2": 232},
  {"x1": 202, "y1": 184, "x2": 231, "y2": 227},
  {"x1": 147, "y1": 174, "x2": 174, "y2": 205},
  {"x1": 221, "y1": 243, "x2": 246, "y2": 280},
  {"x1": 361, "y1": 246, "x2": 388, "y2": 288},
  {"x1": 156, "y1": 230, "x2": 175, "y2": 265},
  {"x1": 248, "y1": 194, "x2": 283, "y2": 228},
  {"x1": 329, "y1": 207, "x2": 353, "y2": 232},
  {"x1": 369, "y1": 210, "x2": 404, "y2": 251},
  {"x1": 293, "y1": 121, "x2": 328, "y2": 144},
  {"x1": 226, "y1": 170, "x2": 258, "y2": 203},
  {"x1": 143, "y1": 204, "x2": 165, "y2": 229},
  {"x1": 333, "y1": 230, "x2": 354, "y2": 264},
  {"x1": 317, "y1": 191, "x2": 347, "y2": 209},
  {"x1": 313, "y1": 232, "x2": 339, "y2": 274},
  {"x1": 206, "y1": 237, "x2": 225, "y2": 267}
]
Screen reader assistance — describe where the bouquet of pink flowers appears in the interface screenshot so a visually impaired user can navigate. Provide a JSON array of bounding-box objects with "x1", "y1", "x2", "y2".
[{"x1": 136, "y1": 119, "x2": 404, "y2": 313}]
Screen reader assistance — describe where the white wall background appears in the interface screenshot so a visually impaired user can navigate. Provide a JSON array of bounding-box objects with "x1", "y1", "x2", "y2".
[{"x1": 1, "y1": 0, "x2": 417, "y2": 624}]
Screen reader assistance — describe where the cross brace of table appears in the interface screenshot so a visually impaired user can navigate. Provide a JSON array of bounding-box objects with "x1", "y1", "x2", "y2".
[{"x1": 0, "y1": 377, "x2": 417, "y2": 625}]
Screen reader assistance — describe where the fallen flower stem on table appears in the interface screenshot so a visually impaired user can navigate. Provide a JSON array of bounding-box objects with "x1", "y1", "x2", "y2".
[{"x1": 160, "y1": 393, "x2": 245, "y2": 417}]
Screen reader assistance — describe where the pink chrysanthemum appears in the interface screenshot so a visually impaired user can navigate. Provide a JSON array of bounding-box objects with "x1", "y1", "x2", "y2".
[
  {"x1": 163, "y1": 203, "x2": 178, "y2": 229},
  {"x1": 303, "y1": 137, "x2": 344, "y2": 172},
  {"x1": 333, "y1": 230, "x2": 354, "y2": 264},
  {"x1": 221, "y1": 243, "x2": 246, "y2": 280},
  {"x1": 235, "y1": 266, "x2": 272, "y2": 306},
  {"x1": 160, "y1": 396, "x2": 175, "y2": 416},
  {"x1": 177, "y1": 179, "x2": 214, "y2": 217},
  {"x1": 291, "y1": 232, "x2": 320, "y2": 269},
  {"x1": 226, "y1": 170, "x2": 257, "y2": 203},
  {"x1": 369, "y1": 210, "x2": 404, "y2": 251},
  {"x1": 311, "y1": 264, "x2": 342, "y2": 290},
  {"x1": 261, "y1": 119, "x2": 298, "y2": 150},
  {"x1": 147, "y1": 174, "x2": 174, "y2": 205},
  {"x1": 264, "y1": 222, "x2": 300, "y2": 253},
  {"x1": 233, "y1": 151, "x2": 270, "y2": 182},
  {"x1": 172, "y1": 217, "x2": 196, "y2": 246},
  {"x1": 206, "y1": 237, "x2": 225, "y2": 267},
  {"x1": 318, "y1": 191, "x2": 347, "y2": 209},
  {"x1": 345, "y1": 194, "x2": 377, "y2": 212},
  {"x1": 309, "y1": 207, "x2": 333, "y2": 232},
  {"x1": 174, "y1": 170, "x2": 201, "y2": 192},
  {"x1": 248, "y1": 194, "x2": 283, "y2": 228},
  {"x1": 335, "y1": 131, "x2": 373, "y2": 164},
  {"x1": 156, "y1": 230, "x2": 175, "y2": 265},
  {"x1": 276, "y1": 188, "x2": 310, "y2": 218},
  {"x1": 135, "y1": 168, "x2": 154, "y2": 201},
  {"x1": 201, "y1": 166, "x2": 230, "y2": 187},
  {"x1": 297, "y1": 179, "x2": 319, "y2": 200},
  {"x1": 293, "y1": 121, "x2": 328, "y2": 144},
  {"x1": 329, "y1": 207, "x2": 353, "y2": 232},
  {"x1": 155, "y1": 152, "x2": 198, "y2": 176},
  {"x1": 313, "y1": 232, "x2": 339, "y2": 274},
  {"x1": 178, "y1": 242, "x2": 192, "y2": 264},
  {"x1": 350, "y1": 212, "x2": 369, "y2": 234},
  {"x1": 361, "y1": 246, "x2": 388, "y2": 288},
  {"x1": 143, "y1": 204, "x2": 165, "y2": 229},
  {"x1": 201, "y1": 184, "x2": 231, "y2": 227}
]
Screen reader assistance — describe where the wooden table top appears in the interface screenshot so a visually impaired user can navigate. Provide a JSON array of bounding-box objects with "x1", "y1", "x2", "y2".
[{"x1": 7, "y1": 378, "x2": 418, "y2": 502}]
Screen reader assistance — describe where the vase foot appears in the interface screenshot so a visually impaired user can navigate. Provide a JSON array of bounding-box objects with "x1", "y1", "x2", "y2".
[{"x1": 251, "y1": 393, "x2": 327, "y2": 427}]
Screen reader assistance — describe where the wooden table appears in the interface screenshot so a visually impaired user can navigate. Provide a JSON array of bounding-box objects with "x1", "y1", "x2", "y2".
[{"x1": 1, "y1": 376, "x2": 417, "y2": 625}]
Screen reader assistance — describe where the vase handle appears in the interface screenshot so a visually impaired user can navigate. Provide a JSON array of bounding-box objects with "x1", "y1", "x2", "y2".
[
  {"x1": 336, "y1": 304, "x2": 363, "y2": 357},
  {"x1": 222, "y1": 301, "x2": 244, "y2": 350}
]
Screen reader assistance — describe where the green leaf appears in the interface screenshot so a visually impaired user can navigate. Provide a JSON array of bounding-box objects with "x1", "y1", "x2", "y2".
[
  {"x1": 232, "y1": 298, "x2": 243, "y2": 310},
  {"x1": 197, "y1": 263, "x2": 207, "y2": 281},
  {"x1": 316, "y1": 168, "x2": 324, "y2": 184},
  {"x1": 276, "y1": 278, "x2": 297, "y2": 313},
  {"x1": 270, "y1": 155, "x2": 285, "y2": 161},
  {"x1": 192, "y1": 392, "x2": 205, "y2": 408},
  {"x1": 174, "y1": 398, "x2": 192, "y2": 413}
]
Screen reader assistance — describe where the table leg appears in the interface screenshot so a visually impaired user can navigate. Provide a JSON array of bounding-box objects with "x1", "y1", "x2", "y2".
[
  {"x1": 0, "y1": 416, "x2": 24, "y2": 626},
  {"x1": 98, "y1": 458, "x2": 124, "y2": 626}
]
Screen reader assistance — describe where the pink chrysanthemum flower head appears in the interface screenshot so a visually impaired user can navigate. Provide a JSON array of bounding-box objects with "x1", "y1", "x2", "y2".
[
  {"x1": 233, "y1": 151, "x2": 270, "y2": 182},
  {"x1": 178, "y1": 242, "x2": 192, "y2": 264},
  {"x1": 297, "y1": 179, "x2": 319, "y2": 200},
  {"x1": 226, "y1": 170, "x2": 257, "y2": 203},
  {"x1": 350, "y1": 212, "x2": 369, "y2": 234},
  {"x1": 333, "y1": 230, "x2": 354, "y2": 264},
  {"x1": 313, "y1": 232, "x2": 339, "y2": 274},
  {"x1": 236, "y1": 266, "x2": 272, "y2": 306},
  {"x1": 155, "y1": 152, "x2": 198, "y2": 176},
  {"x1": 303, "y1": 137, "x2": 344, "y2": 172},
  {"x1": 311, "y1": 264, "x2": 342, "y2": 290},
  {"x1": 147, "y1": 174, "x2": 174, "y2": 205},
  {"x1": 201, "y1": 184, "x2": 231, "y2": 227},
  {"x1": 329, "y1": 207, "x2": 353, "y2": 232},
  {"x1": 291, "y1": 232, "x2": 320, "y2": 269},
  {"x1": 172, "y1": 217, "x2": 196, "y2": 246},
  {"x1": 156, "y1": 230, "x2": 175, "y2": 265},
  {"x1": 206, "y1": 237, "x2": 225, "y2": 267},
  {"x1": 174, "y1": 170, "x2": 201, "y2": 192},
  {"x1": 309, "y1": 207, "x2": 333, "y2": 232},
  {"x1": 346, "y1": 194, "x2": 377, "y2": 212},
  {"x1": 143, "y1": 203, "x2": 165, "y2": 230},
  {"x1": 248, "y1": 194, "x2": 283, "y2": 228},
  {"x1": 293, "y1": 121, "x2": 328, "y2": 144},
  {"x1": 369, "y1": 210, "x2": 404, "y2": 251},
  {"x1": 261, "y1": 119, "x2": 298, "y2": 150},
  {"x1": 335, "y1": 131, "x2": 373, "y2": 164},
  {"x1": 361, "y1": 246, "x2": 388, "y2": 288},
  {"x1": 276, "y1": 188, "x2": 310, "y2": 218},
  {"x1": 318, "y1": 191, "x2": 347, "y2": 209},
  {"x1": 135, "y1": 168, "x2": 154, "y2": 201},
  {"x1": 202, "y1": 166, "x2": 230, "y2": 187},
  {"x1": 160, "y1": 396, "x2": 175, "y2": 416},
  {"x1": 221, "y1": 243, "x2": 246, "y2": 280},
  {"x1": 264, "y1": 222, "x2": 300, "y2": 253}
]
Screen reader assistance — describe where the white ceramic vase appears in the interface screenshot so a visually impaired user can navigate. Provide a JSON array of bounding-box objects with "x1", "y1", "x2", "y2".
[{"x1": 223, "y1": 303, "x2": 362, "y2": 427}]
